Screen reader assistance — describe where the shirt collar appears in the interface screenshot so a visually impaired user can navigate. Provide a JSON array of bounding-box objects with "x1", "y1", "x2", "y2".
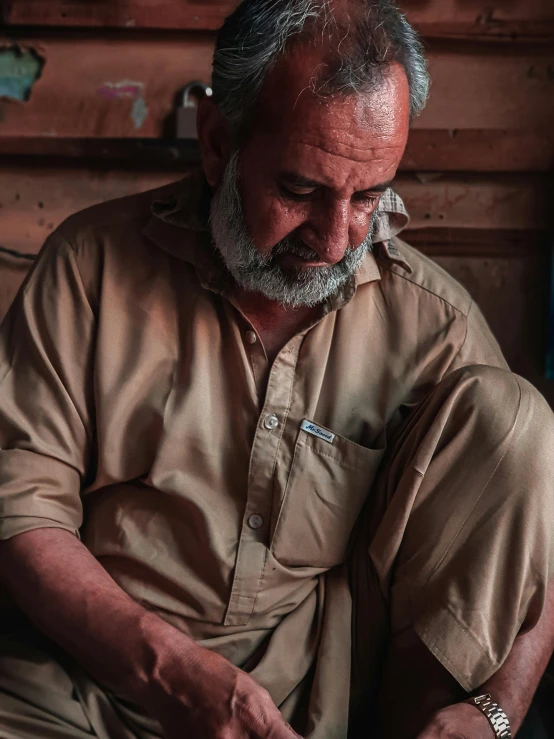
[{"x1": 142, "y1": 168, "x2": 412, "y2": 304}]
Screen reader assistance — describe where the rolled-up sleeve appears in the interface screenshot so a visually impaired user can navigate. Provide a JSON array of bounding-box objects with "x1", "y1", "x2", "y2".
[{"x1": 0, "y1": 230, "x2": 95, "y2": 541}]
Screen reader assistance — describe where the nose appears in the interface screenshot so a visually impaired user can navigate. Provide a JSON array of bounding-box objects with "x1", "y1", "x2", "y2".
[{"x1": 301, "y1": 200, "x2": 360, "y2": 265}]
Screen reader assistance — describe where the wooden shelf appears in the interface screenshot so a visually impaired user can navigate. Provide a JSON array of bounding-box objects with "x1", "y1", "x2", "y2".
[
  {"x1": 0, "y1": 138, "x2": 201, "y2": 165},
  {"x1": 1, "y1": 130, "x2": 553, "y2": 174}
]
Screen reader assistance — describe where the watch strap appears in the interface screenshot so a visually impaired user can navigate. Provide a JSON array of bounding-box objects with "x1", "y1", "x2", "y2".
[{"x1": 465, "y1": 693, "x2": 512, "y2": 738}]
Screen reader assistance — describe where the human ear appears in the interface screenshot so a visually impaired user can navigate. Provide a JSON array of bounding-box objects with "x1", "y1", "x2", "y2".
[{"x1": 197, "y1": 98, "x2": 232, "y2": 189}]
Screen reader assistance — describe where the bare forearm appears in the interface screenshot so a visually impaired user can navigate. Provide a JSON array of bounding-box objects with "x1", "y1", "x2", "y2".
[
  {"x1": 0, "y1": 527, "x2": 194, "y2": 703},
  {"x1": 479, "y1": 576, "x2": 554, "y2": 733},
  {"x1": 382, "y1": 577, "x2": 554, "y2": 738},
  {"x1": 0, "y1": 528, "x2": 297, "y2": 739}
]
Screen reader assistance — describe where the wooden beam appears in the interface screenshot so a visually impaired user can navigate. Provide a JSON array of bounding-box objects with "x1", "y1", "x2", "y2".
[
  {"x1": 394, "y1": 174, "x2": 551, "y2": 231},
  {"x1": 4, "y1": 0, "x2": 554, "y2": 40},
  {"x1": 433, "y1": 249, "x2": 553, "y2": 406},
  {"x1": 2, "y1": 1, "x2": 240, "y2": 31},
  {"x1": 1, "y1": 129, "x2": 552, "y2": 173},
  {"x1": 413, "y1": 47, "x2": 554, "y2": 132},
  {"x1": 0, "y1": 165, "x2": 173, "y2": 255},
  {"x1": 0, "y1": 138, "x2": 201, "y2": 166},
  {"x1": 406, "y1": 0, "x2": 554, "y2": 42},
  {"x1": 1, "y1": 167, "x2": 549, "y2": 259},
  {"x1": 404, "y1": 227, "x2": 548, "y2": 258},
  {"x1": 0, "y1": 33, "x2": 214, "y2": 138},
  {"x1": 403, "y1": 130, "x2": 554, "y2": 174},
  {"x1": 415, "y1": 22, "x2": 554, "y2": 43},
  {"x1": 0, "y1": 34, "x2": 552, "y2": 139}
]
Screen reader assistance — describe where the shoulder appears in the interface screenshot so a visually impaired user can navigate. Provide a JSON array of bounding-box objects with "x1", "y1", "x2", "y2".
[
  {"x1": 377, "y1": 237, "x2": 473, "y2": 319},
  {"x1": 38, "y1": 179, "x2": 189, "y2": 315},
  {"x1": 54, "y1": 179, "x2": 184, "y2": 256}
]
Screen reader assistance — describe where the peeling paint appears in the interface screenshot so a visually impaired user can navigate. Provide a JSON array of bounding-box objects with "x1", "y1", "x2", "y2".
[
  {"x1": 97, "y1": 79, "x2": 144, "y2": 100},
  {"x1": 97, "y1": 79, "x2": 149, "y2": 129},
  {"x1": 131, "y1": 96, "x2": 149, "y2": 130},
  {"x1": 0, "y1": 46, "x2": 44, "y2": 102}
]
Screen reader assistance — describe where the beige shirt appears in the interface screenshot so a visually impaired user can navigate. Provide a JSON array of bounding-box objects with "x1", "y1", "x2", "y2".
[{"x1": 0, "y1": 171, "x2": 507, "y2": 735}]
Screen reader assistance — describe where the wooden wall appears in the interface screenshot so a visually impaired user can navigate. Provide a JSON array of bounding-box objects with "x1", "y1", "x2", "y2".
[{"x1": 1, "y1": 0, "x2": 553, "y2": 402}]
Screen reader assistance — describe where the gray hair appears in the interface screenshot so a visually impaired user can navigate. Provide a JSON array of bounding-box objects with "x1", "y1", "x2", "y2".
[{"x1": 212, "y1": 0, "x2": 430, "y2": 135}]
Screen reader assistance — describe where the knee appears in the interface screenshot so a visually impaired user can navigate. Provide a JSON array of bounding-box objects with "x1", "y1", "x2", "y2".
[
  {"x1": 441, "y1": 364, "x2": 521, "y2": 430},
  {"x1": 447, "y1": 364, "x2": 519, "y2": 406},
  {"x1": 443, "y1": 364, "x2": 554, "y2": 458}
]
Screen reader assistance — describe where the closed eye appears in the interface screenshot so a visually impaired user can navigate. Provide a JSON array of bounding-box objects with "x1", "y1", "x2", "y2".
[
  {"x1": 280, "y1": 185, "x2": 318, "y2": 201},
  {"x1": 279, "y1": 182, "x2": 388, "y2": 206},
  {"x1": 352, "y1": 193, "x2": 380, "y2": 206}
]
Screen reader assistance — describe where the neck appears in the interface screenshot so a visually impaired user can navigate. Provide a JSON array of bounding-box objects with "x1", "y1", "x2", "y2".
[{"x1": 235, "y1": 286, "x2": 321, "y2": 361}]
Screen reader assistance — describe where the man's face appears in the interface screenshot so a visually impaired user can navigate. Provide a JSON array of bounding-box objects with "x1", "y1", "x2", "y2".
[{"x1": 208, "y1": 49, "x2": 410, "y2": 307}]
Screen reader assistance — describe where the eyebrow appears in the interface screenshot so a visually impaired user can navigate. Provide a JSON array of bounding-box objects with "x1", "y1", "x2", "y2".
[{"x1": 280, "y1": 172, "x2": 393, "y2": 194}]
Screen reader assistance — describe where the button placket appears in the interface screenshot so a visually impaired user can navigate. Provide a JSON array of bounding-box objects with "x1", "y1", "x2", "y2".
[{"x1": 224, "y1": 337, "x2": 303, "y2": 627}]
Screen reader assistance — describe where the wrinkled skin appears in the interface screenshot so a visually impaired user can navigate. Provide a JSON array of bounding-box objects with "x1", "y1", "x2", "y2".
[
  {"x1": 146, "y1": 643, "x2": 302, "y2": 739},
  {"x1": 416, "y1": 704, "x2": 493, "y2": 739},
  {"x1": 198, "y1": 44, "x2": 410, "y2": 359}
]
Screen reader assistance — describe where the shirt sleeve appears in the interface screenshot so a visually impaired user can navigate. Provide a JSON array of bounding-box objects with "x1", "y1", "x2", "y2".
[
  {"x1": 0, "y1": 230, "x2": 96, "y2": 541},
  {"x1": 446, "y1": 300, "x2": 509, "y2": 375}
]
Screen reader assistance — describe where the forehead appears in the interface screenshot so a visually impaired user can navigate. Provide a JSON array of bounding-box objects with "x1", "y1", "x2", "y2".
[{"x1": 248, "y1": 43, "x2": 410, "y2": 167}]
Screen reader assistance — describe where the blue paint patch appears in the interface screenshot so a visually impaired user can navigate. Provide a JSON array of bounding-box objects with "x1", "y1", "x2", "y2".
[
  {"x1": 131, "y1": 95, "x2": 148, "y2": 130},
  {"x1": 0, "y1": 47, "x2": 44, "y2": 102}
]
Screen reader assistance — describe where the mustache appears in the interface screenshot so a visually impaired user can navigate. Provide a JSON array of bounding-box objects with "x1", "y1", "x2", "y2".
[{"x1": 269, "y1": 236, "x2": 362, "y2": 265}]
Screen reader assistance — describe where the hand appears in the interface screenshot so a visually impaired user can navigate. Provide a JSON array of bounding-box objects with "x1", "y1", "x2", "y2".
[
  {"x1": 416, "y1": 702, "x2": 494, "y2": 739},
  {"x1": 144, "y1": 641, "x2": 302, "y2": 739}
]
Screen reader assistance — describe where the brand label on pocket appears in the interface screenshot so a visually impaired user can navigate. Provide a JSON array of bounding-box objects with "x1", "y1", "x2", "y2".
[{"x1": 300, "y1": 420, "x2": 335, "y2": 444}]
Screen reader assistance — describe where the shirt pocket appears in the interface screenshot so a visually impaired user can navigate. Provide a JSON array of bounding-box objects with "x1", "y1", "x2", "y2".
[{"x1": 270, "y1": 421, "x2": 386, "y2": 569}]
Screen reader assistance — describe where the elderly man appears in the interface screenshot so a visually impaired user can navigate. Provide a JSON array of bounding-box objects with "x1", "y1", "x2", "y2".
[{"x1": 0, "y1": 1, "x2": 553, "y2": 738}]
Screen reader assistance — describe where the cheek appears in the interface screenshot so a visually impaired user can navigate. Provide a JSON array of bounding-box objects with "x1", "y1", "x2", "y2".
[
  {"x1": 350, "y1": 208, "x2": 376, "y2": 246},
  {"x1": 243, "y1": 194, "x2": 307, "y2": 254}
]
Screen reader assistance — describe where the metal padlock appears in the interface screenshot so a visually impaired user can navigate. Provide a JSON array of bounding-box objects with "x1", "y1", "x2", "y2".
[{"x1": 176, "y1": 81, "x2": 213, "y2": 139}]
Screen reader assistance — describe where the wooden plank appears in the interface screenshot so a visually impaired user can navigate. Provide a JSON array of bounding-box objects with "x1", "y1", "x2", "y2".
[
  {"x1": 413, "y1": 46, "x2": 554, "y2": 132},
  {"x1": 4, "y1": 0, "x2": 554, "y2": 40},
  {"x1": 2, "y1": 0, "x2": 240, "y2": 31},
  {"x1": 434, "y1": 252, "x2": 553, "y2": 405},
  {"x1": 0, "y1": 166, "x2": 173, "y2": 255},
  {"x1": 404, "y1": 228, "x2": 548, "y2": 258},
  {"x1": 0, "y1": 167, "x2": 548, "y2": 259},
  {"x1": 0, "y1": 34, "x2": 215, "y2": 138},
  {"x1": 0, "y1": 34, "x2": 552, "y2": 139},
  {"x1": 406, "y1": 0, "x2": 554, "y2": 42},
  {"x1": 1, "y1": 129, "x2": 553, "y2": 173},
  {"x1": 402, "y1": 130, "x2": 554, "y2": 174},
  {"x1": 413, "y1": 22, "x2": 554, "y2": 43},
  {"x1": 393, "y1": 174, "x2": 550, "y2": 231},
  {"x1": 0, "y1": 138, "x2": 202, "y2": 166}
]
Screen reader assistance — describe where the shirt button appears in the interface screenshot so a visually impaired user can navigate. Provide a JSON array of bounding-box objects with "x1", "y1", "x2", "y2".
[
  {"x1": 248, "y1": 514, "x2": 264, "y2": 530},
  {"x1": 264, "y1": 414, "x2": 279, "y2": 431},
  {"x1": 245, "y1": 330, "x2": 258, "y2": 345}
]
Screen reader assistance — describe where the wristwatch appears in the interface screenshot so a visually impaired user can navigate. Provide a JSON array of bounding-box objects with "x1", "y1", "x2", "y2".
[{"x1": 465, "y1": 694, "x2": 512, "y2": 738}]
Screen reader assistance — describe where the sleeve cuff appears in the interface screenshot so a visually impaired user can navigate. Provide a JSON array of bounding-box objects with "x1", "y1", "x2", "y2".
[
  {"x1": 415, "y1": 606, "x2": 502, "y2": 692},
  {"x1": 0, "y1": 516, "x2": 80, "y2": 542}
]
